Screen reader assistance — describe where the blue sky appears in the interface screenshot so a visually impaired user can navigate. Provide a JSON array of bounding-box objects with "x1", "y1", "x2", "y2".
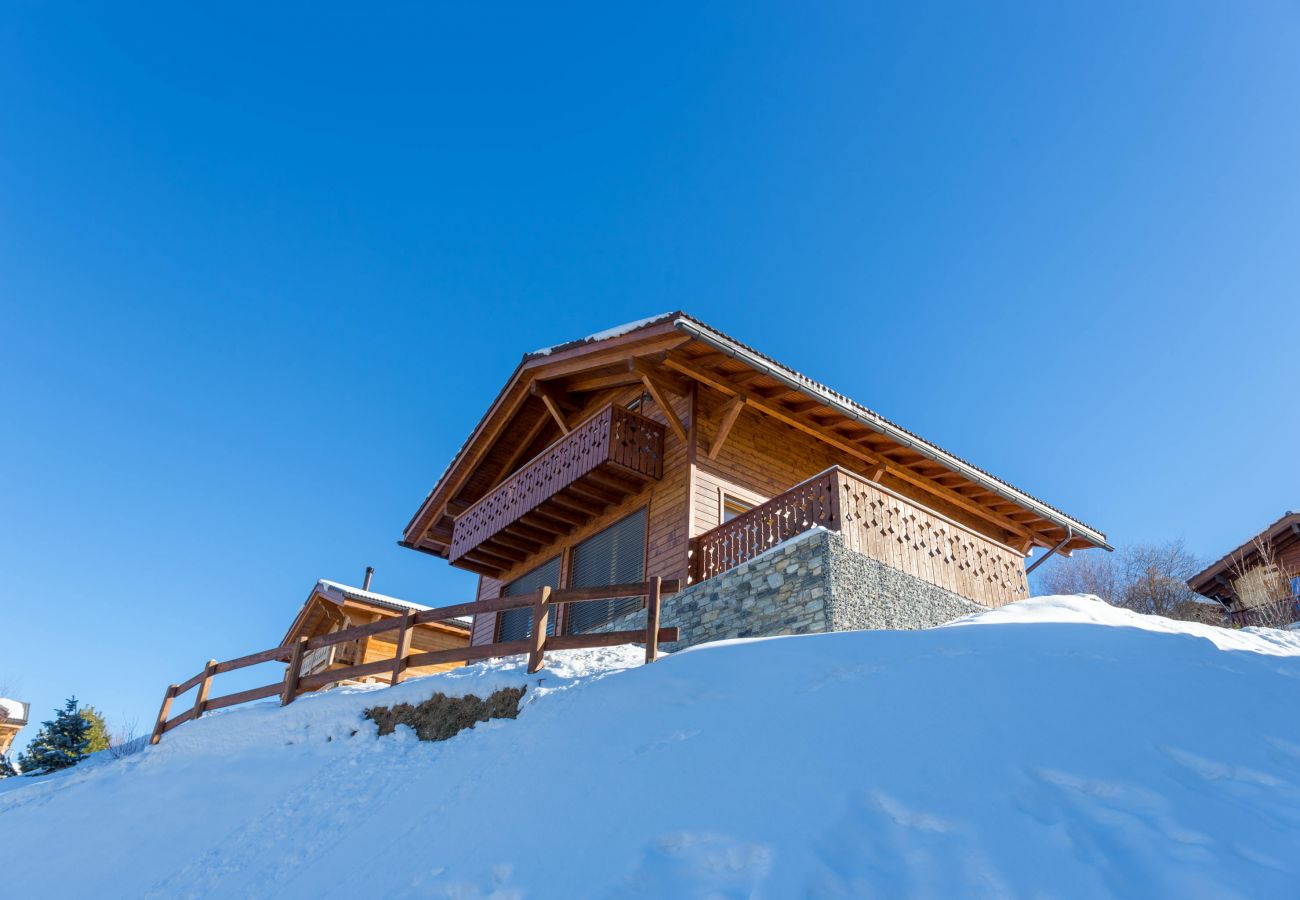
[{"x1": 2, "y1": 3, "x2": 1298, "y2": 749}]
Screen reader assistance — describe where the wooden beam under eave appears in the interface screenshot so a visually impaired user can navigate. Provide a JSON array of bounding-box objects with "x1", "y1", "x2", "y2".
[
  {"x1": 663, "y1": 353, "x2": 1040, "y2": 543},
  {"x1": 531, "y1": 382, "x2": 574, "y2": 434},
  {"x1": 707, "y1": 394, "x2": 746, "y2": 461},
  {"x1": 633, "y1": 360, "x2": 688, "y2": 444}
]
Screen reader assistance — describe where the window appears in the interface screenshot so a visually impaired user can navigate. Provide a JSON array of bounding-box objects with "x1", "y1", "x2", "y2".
[
  {"x1": 566, "y1": 507, "x2": 648, "y2": 634},
  {"x1": 496, "y1": 556, "x2": 562, "y2": 642},
  {"x1": 722, "y1": 494, "x2": 754, "y2": 522}
]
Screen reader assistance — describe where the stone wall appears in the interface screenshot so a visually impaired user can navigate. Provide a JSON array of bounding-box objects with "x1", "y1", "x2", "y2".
[{"x1": 591, "y1": 528, "x2": 987, "y2": 651}]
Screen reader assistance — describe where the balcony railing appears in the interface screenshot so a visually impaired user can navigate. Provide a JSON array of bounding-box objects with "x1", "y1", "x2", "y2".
[
  {"x1": 449, "y1": 404, "x2": 665, "y2": 572},
  {"x1": 1227, "y1": 597, "x2": 1300, "y2": 628},
  {"x1": 693, "y1": 466, "x2": 1030, "y2": 608}
]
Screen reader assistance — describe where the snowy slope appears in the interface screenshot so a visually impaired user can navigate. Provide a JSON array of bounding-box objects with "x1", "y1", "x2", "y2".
[{"x1": 3, "y1": 596, "x2": 1300, "y2": 898}]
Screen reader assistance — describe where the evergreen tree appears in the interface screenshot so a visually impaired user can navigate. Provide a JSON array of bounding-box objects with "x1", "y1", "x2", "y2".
[
  {"x1": 17, "y1": 697, "x2": 91, "y2": 775},
  {"x1": 81, "y1": 705, "x2": 111, "y2": 754},
  {"x1": 0, "y1": 754, "x2": 17, "y2": 778}
]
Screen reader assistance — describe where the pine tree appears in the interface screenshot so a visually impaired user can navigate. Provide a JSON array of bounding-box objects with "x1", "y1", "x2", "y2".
[
  {"x1": 0, "y1": 754, "x2": 17, "y2": 778},
  {"x1": 17, "y1": 697, "x2": 92, "y2": 775},
  {"x1": 81, "y1": 706, "x2": 111, "y2": 754}
]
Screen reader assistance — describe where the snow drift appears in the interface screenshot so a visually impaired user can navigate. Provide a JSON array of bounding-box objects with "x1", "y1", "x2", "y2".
[{"x1": 3, "y1": 596, "x2": 1300, "y2": 898}]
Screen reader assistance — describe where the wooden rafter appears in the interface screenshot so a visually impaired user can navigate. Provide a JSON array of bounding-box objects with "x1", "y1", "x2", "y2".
[
  {"x1": 633, "y1": 359, "x2": 688, "y2": 444},
  {"x1": 707, "y1": 393, "x2": 746, "y2": 461},
  {"x1": 662, "y1": 352, "x2": 1042, "y2": 544},
  {"x1": 532, "y1": 382, "x2": 574, "y2": 434}
]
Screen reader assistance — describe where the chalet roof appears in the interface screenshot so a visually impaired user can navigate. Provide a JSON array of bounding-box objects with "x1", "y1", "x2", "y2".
[
  {"x1": 0, "y1": 698, "x2": 29, "y2": 726},
  {"x1": 403, "y1": 312, "x2": 1110, "y2": 560},
  {"x1": 1188, "y1": 511, "x2": 1300, "y2": 599},
  {"x1": 312, "y1": 580, "x2": 473, "y2": 629}
]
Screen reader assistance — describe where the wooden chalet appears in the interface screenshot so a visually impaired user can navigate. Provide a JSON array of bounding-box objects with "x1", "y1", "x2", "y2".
[
  {"x1": 283, "y1": 579, "x2": 472, "y2": 687},
  {"x1": 401, "y1": 312, "x2": 1109, "y2": 648},
  {"x1": 0, "y1": 698, "x2": 29, "y2": 759},
  {"x1": 1188, "y1": 511, "x2": 1300, "y2": 627}
]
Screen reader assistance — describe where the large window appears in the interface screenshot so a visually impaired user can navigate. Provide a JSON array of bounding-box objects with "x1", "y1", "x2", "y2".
[
  {"x1": 566, "y1": 508, "x2": 648, "y2": 634},
  {"x1": 496, "y1": 556, "x2": 562, "y2": 642}
]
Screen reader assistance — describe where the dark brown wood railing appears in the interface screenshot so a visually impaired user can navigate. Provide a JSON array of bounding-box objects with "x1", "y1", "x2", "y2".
[
  {"x1": 449, "y1": 404, "x2": 665, "y2": 564},
  {"x1": 693, "y1": 466, "x2": 1030, "y2": 607},
  {"x1": 150, "y1": 578, "x2": 680, "y2": 746}
]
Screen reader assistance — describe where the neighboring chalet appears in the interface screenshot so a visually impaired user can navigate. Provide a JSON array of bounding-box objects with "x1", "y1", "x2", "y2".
[
  {"x1": 283, "y1": 577, "x2": 471, "y2": 687},
  {"x1": 1189, "y1": 511, "x2": 1300, "y2": 627},
  {"x1": 401, "y1": 313, "x2": 1109, "y2": 650},
  {"x1": 0, "y1": 698, "x2": 29, "y2": 760}
]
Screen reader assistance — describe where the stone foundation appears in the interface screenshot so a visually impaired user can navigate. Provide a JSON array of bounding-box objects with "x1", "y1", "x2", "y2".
[{"x1": 592, "y1": 529, "x2": 987, "y2": 650}]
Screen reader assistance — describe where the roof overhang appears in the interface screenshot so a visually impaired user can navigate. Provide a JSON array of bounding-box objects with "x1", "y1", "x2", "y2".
[
  {"x1": 1188, "y1": 511, "x2": 1300, "y2": 599},
  {"x1": 402, "y1": 312, "x2": 1110, "y2": 562}
]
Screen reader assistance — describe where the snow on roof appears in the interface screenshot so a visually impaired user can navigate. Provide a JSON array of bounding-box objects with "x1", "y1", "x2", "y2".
[
  {"x1": 314, "y1": 581, "x2": 472, "y2": 628},
  {"x1": 528, "y1": 313, "x2": 675, "y2": 357},
  {"x1": 0, "y1": 698, "x2": 28, "y2": 725}
]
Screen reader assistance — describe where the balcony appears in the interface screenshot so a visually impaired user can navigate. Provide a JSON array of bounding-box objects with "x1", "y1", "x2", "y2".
[
  {"x1": 449, "y1": 403, "x2": 665, "y2": 575},
  {"x1": 693, "y1": 466, "x2": 1030, "y2": 608}
]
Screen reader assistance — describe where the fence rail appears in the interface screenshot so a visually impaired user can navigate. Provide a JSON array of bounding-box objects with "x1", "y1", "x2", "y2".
[{"x1": 150, "y1": 577, "x2": 680, "y2": 746}]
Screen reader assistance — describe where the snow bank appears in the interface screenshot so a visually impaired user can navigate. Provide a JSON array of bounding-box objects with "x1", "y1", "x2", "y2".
[{"x1": 3, "y1": 597, "x2": 1300, "y2": 898}]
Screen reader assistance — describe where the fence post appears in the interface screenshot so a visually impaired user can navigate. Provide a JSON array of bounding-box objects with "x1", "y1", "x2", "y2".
[
  {"x1": 527, "y1": 587, "x2": 550, "y2": 674},
  {"x1": 281, "y1": 636, "x2": 308, "y2": 705},
  {"x1": 391, "y1": 611, "x2": 415, "y2": 685},
  {"x1": 149, "y1": 684, "x2": 178, "y2": 746},
  {"x1": 645, "y1": 576, "x2": 662, "y2": 664},
  {"x1": 192, "y1": 660, "x2": 217, "y2": 721}
]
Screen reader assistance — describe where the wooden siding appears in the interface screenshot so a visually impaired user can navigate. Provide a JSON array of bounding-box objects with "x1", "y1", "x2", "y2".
[{"x1": 470, "y1": 380, "x2": 1032, "y2": 641}]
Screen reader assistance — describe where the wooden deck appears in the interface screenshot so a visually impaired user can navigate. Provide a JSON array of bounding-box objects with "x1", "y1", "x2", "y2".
[
  {"x1": 448, "y1": 403, "x2": 665, "y2": 575},
  {"x1": 693, "y1": 466, "x2": 1030, "y2": 607}
]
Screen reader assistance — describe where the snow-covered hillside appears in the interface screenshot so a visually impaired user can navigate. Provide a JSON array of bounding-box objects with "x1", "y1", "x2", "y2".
[{"x1": 3, "y1": 596, "x2": 1300, "y2": 898}]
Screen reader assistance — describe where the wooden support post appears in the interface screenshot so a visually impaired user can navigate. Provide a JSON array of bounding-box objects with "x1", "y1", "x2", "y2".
[
  {"x1": 281, "y1": 636, "x2": 308, "y2": 706},
  {"x1": 645, "y1": 576, "x2": 663, "y2": 664},
  {"x1": 527, "y1": 587, "x2": 550, "y2": 674},
  {"x1": 192, "y1": 660, "x2": 217, "y2": 721},
  {"x1": 391, "y1": 611, "x2": 415, "y2": 685},
  {"x1": 149, "y1": 684, "x2": 178, "y2": 746}
]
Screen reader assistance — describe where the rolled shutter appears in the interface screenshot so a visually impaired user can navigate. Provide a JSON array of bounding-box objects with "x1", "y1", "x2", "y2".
[
  {"x1": 496, "y1": 556, "x2": 561, "y2": 642},
  {"x1": 567, "y1": 508, "x2": 648, "y2": 634}
]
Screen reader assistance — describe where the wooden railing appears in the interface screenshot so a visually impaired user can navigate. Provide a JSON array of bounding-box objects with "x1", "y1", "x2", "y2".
[
  {"x1": 150, "y1": 578, "x2": 680, "y2": 746},
  {"x1": 449, "y1": 403, "x2": 665, "y2": 564},
  {"x1": 693, "y1": 466, "x2": 1030, "y2": 608}
]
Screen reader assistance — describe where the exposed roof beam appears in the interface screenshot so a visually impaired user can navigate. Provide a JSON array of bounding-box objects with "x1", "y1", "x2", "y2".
[
  {"x1": 531, "y1": 382, "x2": 575, "y2": 434},
  {"x1": 707, "y1": 394, "x2": 747, "y2": 461},
  {"x1": 633, "y1": 359, "x2": 688, "y2": 444},
  {"x1": 663, "y1": 353, "x2": 1040, "y2": 544}
]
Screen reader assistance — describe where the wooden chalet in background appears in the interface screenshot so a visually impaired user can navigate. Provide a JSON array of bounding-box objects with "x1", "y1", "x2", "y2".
[
  {"x1": 0, "y1": 698, "x2": 29, "y2": 760},
  {"x1": 401, "y1": 312, "x2": 1109, "y2": 648},
  {"x1": 282, "y1": 578, "x2": 471, "y2": 688},
  {"x1": 1188, "y1": 511, "x2": 1300, "y2": 627}
]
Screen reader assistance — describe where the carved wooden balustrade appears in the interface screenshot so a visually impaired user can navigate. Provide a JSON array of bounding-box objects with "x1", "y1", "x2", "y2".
[
  {"x1": 694, "y1": 466, "x2": 1030, "y2": 608},
  {"x1": 449, "y1": 404, "x2": 665, "y2": 572}
]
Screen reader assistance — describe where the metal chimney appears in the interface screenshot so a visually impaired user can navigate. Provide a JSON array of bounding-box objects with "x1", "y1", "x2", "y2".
[{"x1": 363, "y1": 566, "x2": 375, "y2": 591}]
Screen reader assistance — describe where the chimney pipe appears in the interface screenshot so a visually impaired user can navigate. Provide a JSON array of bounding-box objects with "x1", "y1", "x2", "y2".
[{"x1": 363, "y1": 566, "x2": 375, "y2": 591}]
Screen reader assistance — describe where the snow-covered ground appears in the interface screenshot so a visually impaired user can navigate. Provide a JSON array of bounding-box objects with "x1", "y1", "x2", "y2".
[{"x1": 3, "y1": 596, "x2": 1300, "y2": 898}]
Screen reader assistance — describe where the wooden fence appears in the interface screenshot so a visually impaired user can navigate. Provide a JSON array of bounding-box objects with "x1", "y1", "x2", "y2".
[{"x1": 150, "y1": 578, "x2": 680, "y2": 745}]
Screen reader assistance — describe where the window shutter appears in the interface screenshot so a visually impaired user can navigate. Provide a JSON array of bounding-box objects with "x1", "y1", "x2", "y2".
[
  {"x1": 566, "y1": 508, "x2": 648, "y2": 634},
  {"x1": 496, "y1": 556, "x2": 561, "y2": 642}
]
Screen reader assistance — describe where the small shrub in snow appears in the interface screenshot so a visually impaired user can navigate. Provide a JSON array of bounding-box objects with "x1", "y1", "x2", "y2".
[{"x1": 365, "y1": 687, "x2": 526, "y2": 742}]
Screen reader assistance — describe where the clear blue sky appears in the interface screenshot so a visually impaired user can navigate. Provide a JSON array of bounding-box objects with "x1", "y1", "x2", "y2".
[{"x1": 3, "y1": 3, "x2": 1298, "y2": 750}]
